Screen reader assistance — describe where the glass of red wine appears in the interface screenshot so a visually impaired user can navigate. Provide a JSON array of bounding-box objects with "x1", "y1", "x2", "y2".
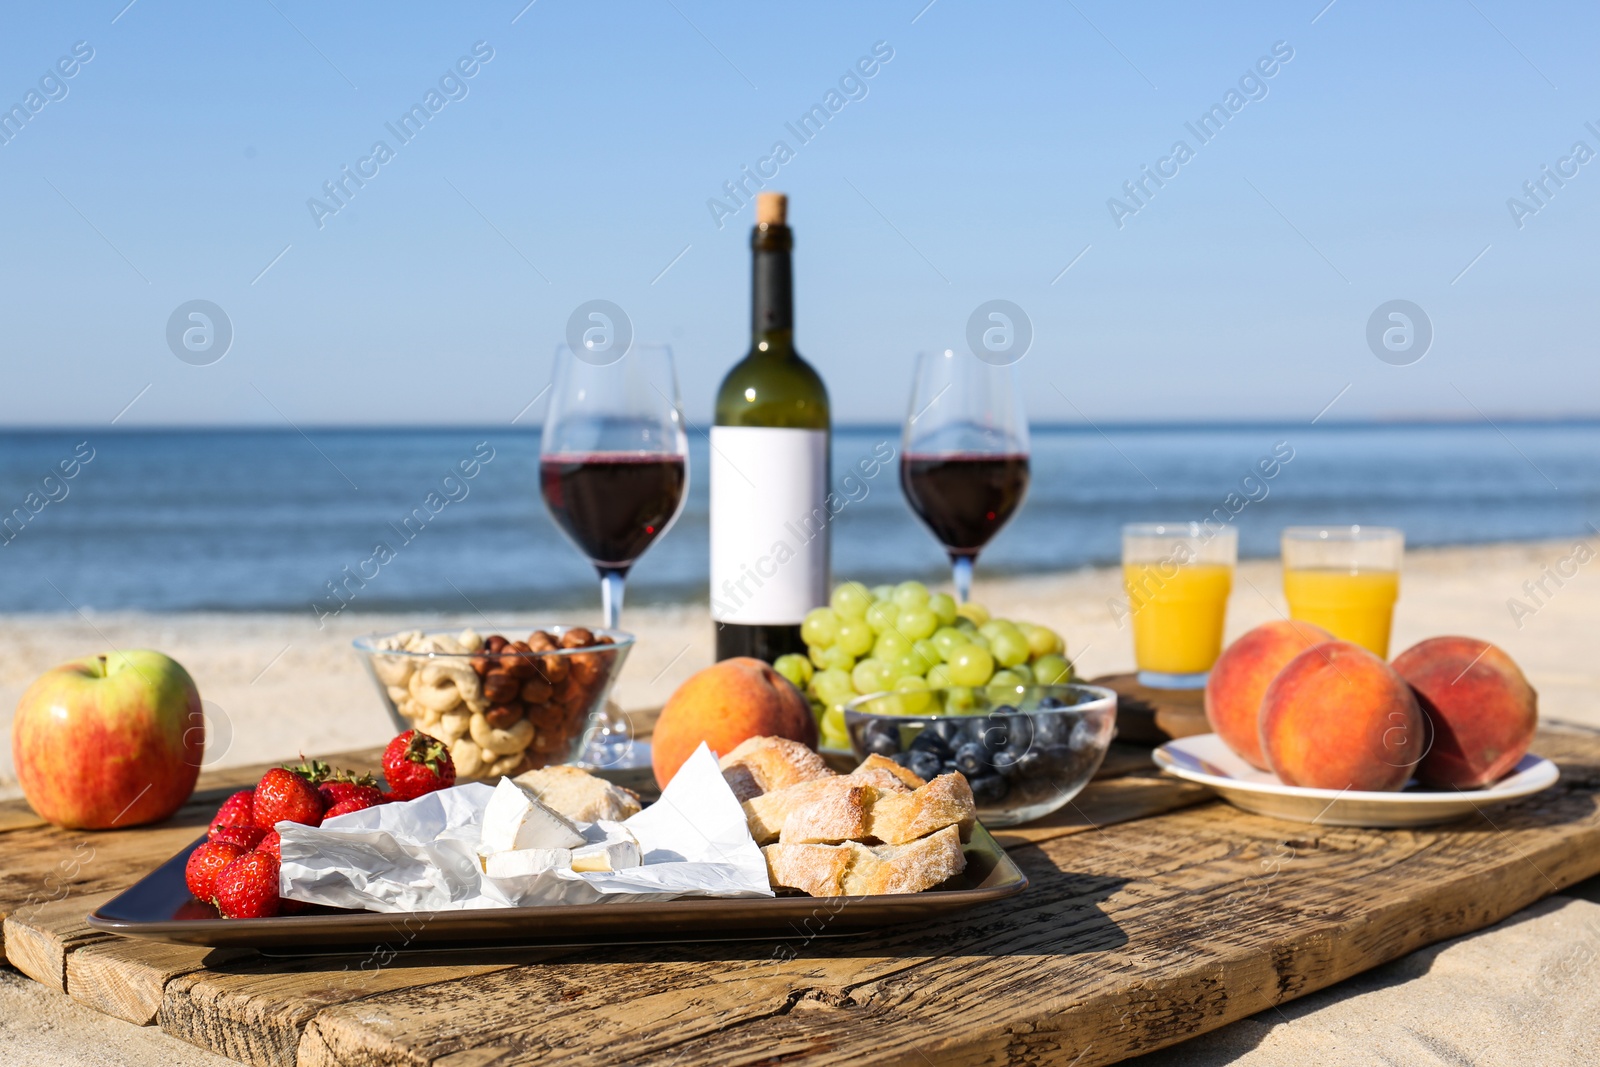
[
  {"x1": 900, "y1": 348, "x2": 1030, "y2": 603},
  {"x1": 540, "y1": 343, "x2": 689, "y2": 632}
]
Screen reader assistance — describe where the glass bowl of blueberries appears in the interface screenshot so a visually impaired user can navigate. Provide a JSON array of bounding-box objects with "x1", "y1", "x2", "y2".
[{"x1": 844, "y1": 683, "x2": 1118, "y2": 827}]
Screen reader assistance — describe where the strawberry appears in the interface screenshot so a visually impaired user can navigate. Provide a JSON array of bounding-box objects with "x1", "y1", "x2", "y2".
[
  {"x1": 318, "y1": 779, "x2": 382, "y2": 810},
  {"x1": 256, "y1": 829, "x2": 281, "y2": 861},
  {"x1": 212, "y1": 851, "x2": 281, "y2": 919},
  {"x1": 185, "y1": 840, "x2": 245, "y2": 901},
  {"x1": 324, "y1": 794, "x2": 381, "y2": 819},
  {"x1": 382, "y1": 730, "x2": 456, "y2": 801},
  {"x1": 252, "y1": 767, "x2": 326, "y2": 830},
  {"x1": 210, "y1": 824, "x2": 267, "y2": 851},
  {"x1": 208, "y1": 789, "x2": 255, "y2": 837}
]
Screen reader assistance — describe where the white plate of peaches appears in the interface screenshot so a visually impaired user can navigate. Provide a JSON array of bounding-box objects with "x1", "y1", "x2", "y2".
[{"x1": 1152, "y1": 625, "x2": 1559, "y2": 828}]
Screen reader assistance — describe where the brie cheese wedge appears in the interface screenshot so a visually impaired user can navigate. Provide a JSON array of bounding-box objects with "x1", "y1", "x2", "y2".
[
  {"x1": 571, "y1": 821, "x2": 642, "y2": 873},
  {"x1": 480, "y1": 777, "x2": 586, "y2": 854},
  {"x1": 484, "y1": 847, "x2": 573, "y2": 879}
]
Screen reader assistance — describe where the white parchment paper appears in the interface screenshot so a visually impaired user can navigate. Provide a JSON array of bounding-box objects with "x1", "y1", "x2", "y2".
[{"x1": 277, "y1": 743, "x2": 772, "y2": 912}]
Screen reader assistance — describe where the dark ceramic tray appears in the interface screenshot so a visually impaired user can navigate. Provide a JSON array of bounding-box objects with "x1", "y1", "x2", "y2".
[{"x1": 86, "y1": 826, "x2": 1027, "y2": 951}]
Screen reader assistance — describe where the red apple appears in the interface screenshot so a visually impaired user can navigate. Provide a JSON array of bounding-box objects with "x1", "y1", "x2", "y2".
[{"x1": 12, "y1": 650, "x2": 204, "y2": 829}]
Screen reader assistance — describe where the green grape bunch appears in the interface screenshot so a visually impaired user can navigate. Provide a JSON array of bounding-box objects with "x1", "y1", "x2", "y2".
[{"x1": 772, "y1": 579, "x2": 1074, "y2": 750}]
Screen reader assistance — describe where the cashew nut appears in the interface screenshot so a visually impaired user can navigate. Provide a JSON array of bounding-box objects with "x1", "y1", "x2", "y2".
[
  {"x1": 436, "y1": 709, "x2": 471, "y2": 743},
  {"x1": 485, "y1": 751, "x2": 522, "y2": 777},
  {"x1": 371, "y1": 653, "x2": 414, "y2": 688},
  {"x1": 410, "y1": 664, "x2": 466, "y2": 713},
  {"x1": 450, "y1": 738, "x2": 485, "y2": 778},
  {"x1": 386, "y1": 684, "x2": 410, "y2": 706},
  {"x1": 470, "y1": 712, "x2": 534, "y2": 756},
  {"x1": 457, "y1": 628, "x2": 484, "y2": 652}
]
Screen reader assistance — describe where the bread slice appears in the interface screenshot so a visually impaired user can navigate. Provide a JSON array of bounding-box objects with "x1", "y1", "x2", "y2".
[
  {"x1": 718, "y1": 736, "x2": 833, "y2": 802},
  {"x1": 742, "y1": 762, "x2": 921, "y2": 844},
  {"x1": 867, "y1": 773, "x2": 976, "y2": 845},
  {"x1": 512, "y1": 765, "x2": 642, "y2": 823},
  {"x1": 776, "y1": 783, "x2": 874, "y2": 845},
  {"x1": 763, "y1": 825, "x2": 966, "y2": 897},
  {"x1": 854, "y1": 752, "x2": 926, "y2": 790}
]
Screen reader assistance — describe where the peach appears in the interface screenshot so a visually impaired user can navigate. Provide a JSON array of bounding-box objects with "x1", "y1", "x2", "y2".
[
  {"x1": 1260, "y1": 640, "x2": 1425, "y2": 791},
  {"x1": 1205, "y1": 620, "x2": 1334, "y2": 769},
  {"x1": 1392, "y1": 636, "x2": 1537, "y2": 788},
  {"x1": 652, "y1": 657, "x2": 817, "y2": 788}
]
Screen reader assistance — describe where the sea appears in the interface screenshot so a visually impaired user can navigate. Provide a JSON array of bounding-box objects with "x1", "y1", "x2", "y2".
[{"x1": 1, "y1": 423, "x2": 1596, "y2": 616}]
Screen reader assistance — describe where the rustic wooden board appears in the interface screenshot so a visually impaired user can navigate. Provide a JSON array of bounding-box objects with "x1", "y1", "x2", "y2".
[
  {"x1": 0, "y1": 747, "x2": 384, "y2": 965},
  {"x1": 1092, "y1": 672, "x2": 1210, "y2": 744},
  {"x1": 6, "y1": 730, "x2": 1598, "y2": 1067},
  {"x1": 165, "y1": 730, "x2": 1600, "y2": 1067}
]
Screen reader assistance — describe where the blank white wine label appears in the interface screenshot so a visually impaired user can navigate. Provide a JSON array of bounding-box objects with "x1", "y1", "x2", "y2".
[{"x1": 709, "y1": 426, "x2": 830, "y2": 624}]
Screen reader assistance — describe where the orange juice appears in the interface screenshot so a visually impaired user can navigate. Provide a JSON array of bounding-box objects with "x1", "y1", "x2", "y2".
[
  {"x1": 1123, "y1": 563, "x2": 1234, "y2": 675},
  {"x1": 1283, "y1": 567, "x2": 1400, "y2": 657}
]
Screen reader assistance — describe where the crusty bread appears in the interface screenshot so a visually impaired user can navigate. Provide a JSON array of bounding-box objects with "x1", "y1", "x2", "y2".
[
  {"x1": 854, "y1": 752, "x2": 926, "y2": 790},
  {"x1": 742, "y1": 761, "x2": 918, "y2": 844},
  {"x1": 511, "y1": 765, "x2": 641, "y2": 823},
  {"x1": 763, "y1": 825, "x2": 966, "y2": 896},
  {"x1": 867, "y1": 773, "x2": 976, "y2": 845},
  {"x1": 776, "y1": 783, "x2": 874, "y2": 845},
  {"x1": 718, "y1": 736, "x2": 833, "y2": 802}
]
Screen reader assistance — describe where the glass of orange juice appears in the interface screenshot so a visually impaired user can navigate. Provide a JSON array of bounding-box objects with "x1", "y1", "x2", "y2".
[
  {"x1": 1281, "y1": 525, "x2": 1403, "y2": 657},
  {"x1": 1122, "y1": 523, "x2": 1237, "y2": 689}
]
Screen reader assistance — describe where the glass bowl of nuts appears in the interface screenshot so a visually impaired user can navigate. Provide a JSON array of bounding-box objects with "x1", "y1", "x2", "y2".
[{"x1": 353, "y1": 625, "x2": 634, "y2": 781}]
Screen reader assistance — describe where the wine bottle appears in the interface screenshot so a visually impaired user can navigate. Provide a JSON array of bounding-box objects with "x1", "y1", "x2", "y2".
[{"x1": 711, "y1": 192, "x2": 831, "y2": 662}]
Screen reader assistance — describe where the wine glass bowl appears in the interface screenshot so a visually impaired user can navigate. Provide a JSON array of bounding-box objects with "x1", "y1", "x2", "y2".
[
  {"x1": 900, "y1": 349, "x2": 1030, "y2": 602},
  {"x1": 540, "y1": 343, "x2": 689, "y2": 630}
]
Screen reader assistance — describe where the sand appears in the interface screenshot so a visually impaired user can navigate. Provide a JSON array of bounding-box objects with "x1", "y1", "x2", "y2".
[
  {"x1": 3, "y1": 537, "x2": 1597, "y2": 1064},
  {"x1": 2, "y1": 537, "x2": 1596, "y2": 791}
]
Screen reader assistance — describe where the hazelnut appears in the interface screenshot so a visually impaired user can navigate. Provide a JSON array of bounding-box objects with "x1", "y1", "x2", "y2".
[
  {"x1": 520, "y1": 677, "x2": 554, "y2": 704},
  {"x1": 469, "y1": 654, "x2": 492, "y2": 677},
  {"x1": 569, "y1": 653, "x2": 602, "y2": 686},
  {"x1": 595, "y1": 634, "x2": 615, "y2": 646},
  {"x1": 502, "y1": 642, "x2": 537, "y2": 680},
  {"x1": 482, "y1": 669, "x2": 520, "y2": 705},
  {"x1": 527, "y1": 631, "x2": 557, "y2": 652},
  {"x1": 539, "y1": 654, "x2": 570, "y2": 684},
  {"x1": 485, "y1": 634, "x2": 509, "y2": 653},
  {"x1": 484, "y1": 704, "x2": 524, "y2": 729},
  {"x1": 560, "y1": 627, "x2": 595, "y2": 649}
]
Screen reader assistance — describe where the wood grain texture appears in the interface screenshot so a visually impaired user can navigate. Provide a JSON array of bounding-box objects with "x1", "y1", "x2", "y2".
[
  {"x1": 0, "y1": 747, "x2": 383, "y2": 966},
  {"x1": 3, "y1": 890, "x2": 120, "y2": 991},
  {"x1": 279, "y1": 731, "x2": 1600, "y2": 1067},
  {"x1": 68, "y1": 937, "x2": 249, "y2": 1025},
  {"x1": 5, "y1": 731, "x2": 1597, "y2": 1067}
]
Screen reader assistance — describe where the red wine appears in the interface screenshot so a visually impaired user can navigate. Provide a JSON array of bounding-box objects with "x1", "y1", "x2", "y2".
[
  {"x1": 540, "y1": 453, "x2": 686, "y2": 571},
  {"x1": 901, "y1": 452, "x2": 1029, "y2": 557}
]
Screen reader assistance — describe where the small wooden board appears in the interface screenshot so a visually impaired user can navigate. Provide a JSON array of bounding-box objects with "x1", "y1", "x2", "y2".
[
  {"x1": 1092, "y1": 672, "x2": 1210, "y2": 743},
  {"x1": 4, "y1": 731, "x2": 1600, "y2": 1067}
]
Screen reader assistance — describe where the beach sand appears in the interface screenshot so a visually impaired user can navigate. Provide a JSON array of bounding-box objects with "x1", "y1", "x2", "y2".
[
  {"x1": 2, "y1": 537, "x2": 1597, "y2": 1064},
  {"x1": 2, "y1": 537, "x2": 1595, "y2": 791}
]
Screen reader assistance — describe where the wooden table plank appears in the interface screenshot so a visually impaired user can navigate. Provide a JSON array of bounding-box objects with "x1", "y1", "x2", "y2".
[
  {"x1": 3, "y1": 890, "x2": 121, "y2": 991},
  {"x1": 69, "y1": 938, "x2": 252, "y2": 1025}
]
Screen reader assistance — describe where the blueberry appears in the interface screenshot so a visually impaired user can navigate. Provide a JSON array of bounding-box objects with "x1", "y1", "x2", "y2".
[
  {"x1": 991, "y1": 749, "x2": 1025, "y2": 780},
  {"x1": 1015, "y1": 749, "x2": 1046, "y2": 779},
  {"x1": 1036, "y1": 743, "x2": 1073, "y2": 774},
  {"x1": 953, "y1": 742, "x2": 989, "y2": 777},
  {"x1": 908, "y1": 749, "x2": 944, "y2": 781},
  {"x1": 968, "y1": 774, "x2": 1009, "y2": 804},
  {"x1": 991, "y1": 704, "x2": 1018, "y2": 717},
  {"x1": 909, "y1": 729, "x2": 953, "y2": 760},
  {"x1": 863, "y1": 720, "x2": 901, "y2": 756},
  {"x1": 1003, "y1": 715, "x2": 1035, "y2": 752},
  {"x1": 1032, "y1": 713, "x2": 1071, "y2": 747},
  {"x1": 1069, "y1": 718, "x2": 1102, "y2": 750},
  {"x1": 941, "y1": 759, "x2": 961, "y2": 776},
  {"x1": 1038, "y1": 696, "x2": 1066, "y2": 710},
  {"x1": 923, "y1": 718, "x2": 968, "y2": 747},
  {"x1": 889, "y1": 750, "x2": 918, "y2": 771}
]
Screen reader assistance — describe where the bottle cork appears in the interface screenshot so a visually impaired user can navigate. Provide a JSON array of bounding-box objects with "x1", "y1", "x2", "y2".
[{"x1": 756, "y1": 192, "x2": 787, "y2": 225}]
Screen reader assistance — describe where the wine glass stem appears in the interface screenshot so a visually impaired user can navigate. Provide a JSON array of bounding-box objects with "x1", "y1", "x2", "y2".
[
  {"x1": 599, "y1": 568, "x2": 626, "y2": 631},
  {"x1": 951, "y1": 555, "x2": 974, "y2": 604}
]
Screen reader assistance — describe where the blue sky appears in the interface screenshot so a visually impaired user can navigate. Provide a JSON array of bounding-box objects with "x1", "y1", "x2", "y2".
[{"x1": 1, "y1": 0, "x2": 1595, "y2": 427}]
